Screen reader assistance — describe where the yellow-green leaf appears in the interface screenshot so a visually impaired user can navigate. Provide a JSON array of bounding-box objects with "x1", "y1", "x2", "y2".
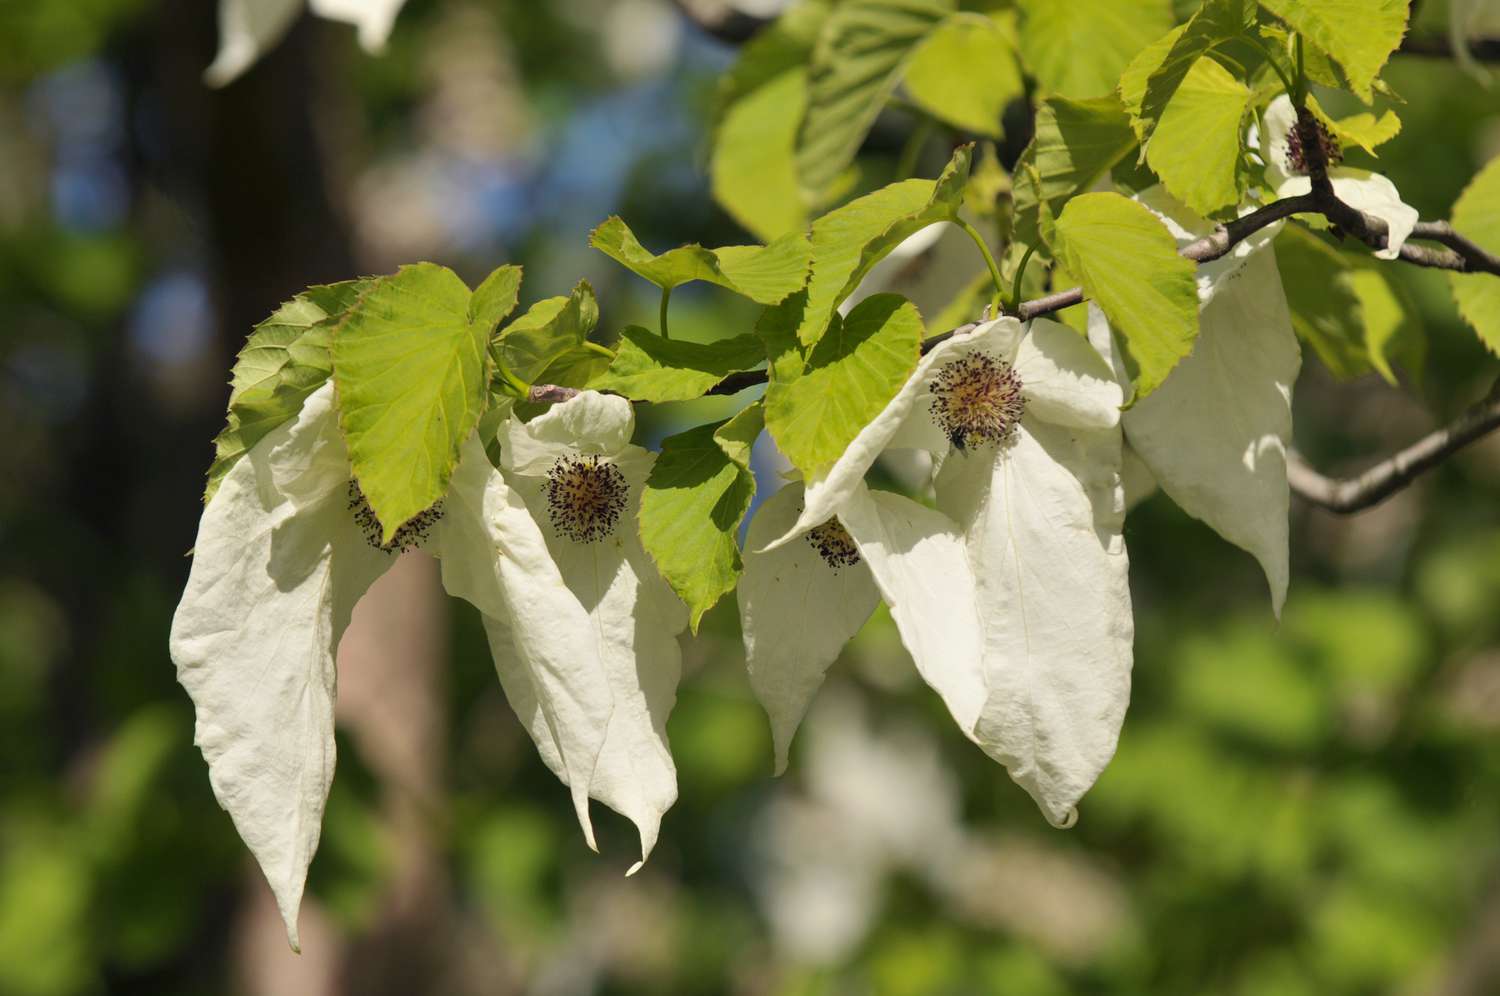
[
  {"x1": 1448, "y1": 154, "x2": 1500, "y2": 355},
  {"x1": 799, "y1": 144, "x2": 971, "y2": 346},
  {"x1": 1145, "y1": 56, "x2": 1253, "y2": 216},
  {"x1": 712, "y1": 68, "x2": 809, "y2": 241},
  {"x1": 903, "y1": 12, "x2": 1023, "y2": 137},
  {"x1": 593, "y1": 327, "x2": 765, "y2": 402},
  {"x1": 1018, "y1": 0, "x2": 1173, "y2": 99},
  {"x1": 1012, "y1": 95, "x2": 1136, "y2": 246},
  {"x1": 494, "y1": 280, "x2": 598, "y2": 385},
  {"x1": 766, "y1": 293, "x2": 923, "y2": 475},
  {"x1": 333, "y1": 263, "x2": 492, "y2": 543},
  {"x1": 796, "y1": 0, "x2": 954, "y2": 196},
  {"x1": 1259, "y1": 0, "x2": 1409, "y2": 102},
  {"x1": 204, "y1": 280, "x2": 368, "y2": 502},
  {"x1": 639, "y1": 404, "x2": 764, "y2": 631},
  {"x1": 590, "y1": 216, "x2": 811, "y2": 305},
  {"x1": 1053, "y1": 192, "x2": 1198, "y2": 399}
]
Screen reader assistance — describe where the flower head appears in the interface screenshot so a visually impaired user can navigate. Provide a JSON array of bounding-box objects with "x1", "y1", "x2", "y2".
[
  {"x1": 749, "y1": 317, "x2": 1133, "y2": 826},
  {"x1": 497, "y1": 390, "x2": 690, "y2": 874},
  {"x1": 1260, "y1": 95, "x2": 1417, "y2": 261}
]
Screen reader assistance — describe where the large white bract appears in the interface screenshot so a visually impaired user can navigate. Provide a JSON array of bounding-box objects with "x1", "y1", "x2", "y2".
[
  {"x1": 752, "y1": 316, "x2": 1133, "y2": 827},
  {"x1": 169, "y1": 382, "x2": 631, "y2": 949},
  {"x1": 1116, "y1": 186, "x2": 1302, "y2": 616},
  {"x1": 206, "y1": 0, "x2": 409, "y2": 86}
]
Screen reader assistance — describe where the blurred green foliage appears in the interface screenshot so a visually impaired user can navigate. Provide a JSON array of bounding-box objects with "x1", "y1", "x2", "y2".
[{"x1": 1, "y1": 1, "x2": 1498, "y2": 994}]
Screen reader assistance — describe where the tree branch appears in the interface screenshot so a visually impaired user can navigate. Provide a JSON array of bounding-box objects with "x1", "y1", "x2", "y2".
[
  {"x1": 1287, "y1": 387, "x2": 1500, "y2": 513},
  {"x1": 1399, "y1": 34, "x2": 1500, "y2": 63},
  {"x1": 670, "y1": 0, "x2": 769, "y2": 44}
]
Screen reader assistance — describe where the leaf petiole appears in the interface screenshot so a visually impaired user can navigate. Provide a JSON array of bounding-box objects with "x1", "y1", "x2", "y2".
[{"x1": 957, "y1": 217, "x2": 1006, "y2": 317}]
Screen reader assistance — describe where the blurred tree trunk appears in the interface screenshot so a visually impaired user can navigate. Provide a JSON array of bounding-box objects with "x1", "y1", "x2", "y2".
[{"x1": 130, "y1": 5, "x2": 455, "y2": 993}]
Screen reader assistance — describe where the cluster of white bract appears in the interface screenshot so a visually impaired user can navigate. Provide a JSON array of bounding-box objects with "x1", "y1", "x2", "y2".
[{"x1": 169, "y1": 98, "x2": 1429, "y2": 949}]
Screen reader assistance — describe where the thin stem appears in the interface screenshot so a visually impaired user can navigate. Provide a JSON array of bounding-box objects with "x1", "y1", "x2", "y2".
[
  {"x1": 1294, "y1": 33, "x2": 1306, "y2": 106},
  {"x1": 659, "y1": 286, "x2": 672, "y2": 340},
  {"x1": 957, "y1": 218, "x2": 1006, "y2": 315},
  {"x1": 495, "y1": 361, "x2": 531, "y2": 398},
  {"x1": 1247, "y1": 31, "x2": 1298, "y2": 100},
  {"x1": 895, "y1": 116, "x2": 935, "y2": 182},
  {"x1": 1008, "y1": 244, "x2": 1037, "y2": 316}
]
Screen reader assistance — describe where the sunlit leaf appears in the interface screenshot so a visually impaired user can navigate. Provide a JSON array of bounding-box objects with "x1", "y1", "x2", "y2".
[
  {"x1": 1053, "y1": 192, "x2": 1198, "y2": 399},
  {"x1": 639, "y1": 404, "x2": 763, "y2": 631},
  {"x1": 1012, "y1": 95, "x2": 1136, "y2": 246},
  {"x1": 204, "y1": 281, "x2": 368, "y2": 502},
  {"x1": 332, "y1": 263, "x2": 491, "y2": 542},
  {"x1": 1145, "y1": 56, "x2": 1253, "y2": 216},
  {"x1": 799, "y1": 144, "x2": 970, "y2": 346},
  {"x1": 1017, "y1": 0, "x2": 1173, "y2": 99},
  {"x1": 590, "y1": 216, "x2": 811, "y2": 305},
  {"x1": 494, "y1": 280, "x2": 598, "y2": 385},
  {"x1": 903, "y1": 12, "x2": 1023, "y2": 137},
  {"x1": 593, "y1": 327, "x2": 765, "y2": 402},
  {"x1": 1447, "y1": 154, "x2": 1500, "y2": 355},
  {"x1": 1259, "y1": 0, "x2": 1408, "y2": 102},
  {"x1": 796, "y1": 0, "x2": 953, "y2": 195},
  {"x1": 765, "y1": 293, "x2": 922, "y2": 475}
]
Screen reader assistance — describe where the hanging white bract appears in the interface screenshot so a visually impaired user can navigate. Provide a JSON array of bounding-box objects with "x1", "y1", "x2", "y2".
[{"x1": 170, "y1": 381, "x2": 618, "y2": 949}]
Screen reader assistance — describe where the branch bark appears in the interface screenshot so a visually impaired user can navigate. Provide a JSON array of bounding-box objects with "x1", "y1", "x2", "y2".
[
  {"x1": 1287, "y1": 389, "x2": 1500, "y2": 514},
  {"x1": 528, "y1": 172, "x2": 1500, "y2": 511}
]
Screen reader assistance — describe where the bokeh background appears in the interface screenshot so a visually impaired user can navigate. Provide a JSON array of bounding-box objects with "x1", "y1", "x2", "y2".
[{"x1": 2, "y1": 1, "x2": 1499, "y2": 993}]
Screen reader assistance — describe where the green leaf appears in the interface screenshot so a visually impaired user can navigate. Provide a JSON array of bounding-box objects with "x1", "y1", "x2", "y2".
[
  {"x1": 1259, "y1": 0, "x2": 1408, "y2": 102},
  {"x1": 799, "y1": 144, "x2": 971, "y2": 346},
  {"x1": 467, "y1": 264, "x2": 523, "y2": 336},
  {"x1": 1349, "y1": 268, "x2": 1425, "y2": 386},
  {"x1": 1052, "y1": 191, "x2": 1198, "y2": 399},
  {"x1": 1275, "y1": 225, "x2": 1370, "y2": 377},
  {"x1": 593, "y1": 327, "x2": 766, "y2": 402},
  {"x1": 1274, "y1": 225, "x2": 1423, "y2": 384},
  {"x1": 756, "y1": 290, "x2": 811, "y2": 384},
  {"x1": 1017, "y1": 0, "x2": 1173, "y2": 99},
  {"x1": 1012, "y1": 95, "x2": 1136, "y2": 247},
  {"x1": 1447, "y1": 154, "x2": 1500, "y2": 355},
  {"x1": 712, "y1": 69, "x2": 810, "y2": 241},
  {"x1": 494, "y1": 280, "x2": 598, "y2": 385},
  {"x1": 589, "y1": 216, "x2": 811, "y2": 305},
  {"x1": 1303, "y1": 94, "x2": 1403, "y2": 155},
  {"x1": 710, "y1": 0, "x2": 830, "y2": 239},
  {"x1": 333, "y1": 263, "x2": 492, "y2": 543},
  {"x1": 766, "y1": 293, "x2": 923, "y2": 475},
  {"x1": 1118, "y1": 0, "x2": 1254, "y2": 144},
  {"x1": 1145, "y1": 56, "x2": 1253, "y2": 216},
  {"x1": 533, "y1": 343, "x2": 615, "y2": 390},
  {"x1": 796, "y1": 0, "x2": 954, "y2": 196},
  {"x1": 903, "y1": 12, "x2": 1023, "y2": 137},
  {"x1": 639, "y1": 404, "x2": 764, "y2": 631},
  {"x1": 203, "y1": 282, "x2": 367, "y2": 502},
  {"x1": 714, "y1": 0, "x2": 830, "y2": 113}
]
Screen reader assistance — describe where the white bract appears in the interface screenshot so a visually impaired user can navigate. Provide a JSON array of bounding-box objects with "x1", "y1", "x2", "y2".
[
  {"x1": 1260, "y1": 94, "x2": 1418, "y2": 261},
  {"x1": 206, "y1": 0, "x2": 409, "y2": 86},
  {"x1": 170, "y1": 381, "x2": 617, "y2": 950},
  {"x1": 1116, "y1": 187, "x2": 1301, "y2": 615},
  {"x1": 756, "y1": 316, "x2": 1132, "y2": 826},
  {"x1": 739, "y1": 475, "x2": 985, "y2": 775},
  {"x1": 496, "y1": 391, "x2": 690, "y2": 875}
]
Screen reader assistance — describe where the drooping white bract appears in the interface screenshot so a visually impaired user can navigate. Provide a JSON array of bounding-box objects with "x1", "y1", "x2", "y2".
[
  {"x1": 206, "y1": 0, "x2": 409, "y2": 86},
  {"x1": 1114, "y1": 186, "x2": 1301, "y2": 615},
  {"x1": 739, "y1": 475, "x2": 984, "y2": 775},
  {"x1": 1260, "y1": 95, "x2": 1418, "y2": 261},
  {"x1": 495, "y1": 391, "x2": 690, "y2": 875},
  {"x1": 760, "y1": 316, "x2": 1132, "y2": 826},
  {"x1": 169, "y1": 381, "x2": 614, "y2": 950}
]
